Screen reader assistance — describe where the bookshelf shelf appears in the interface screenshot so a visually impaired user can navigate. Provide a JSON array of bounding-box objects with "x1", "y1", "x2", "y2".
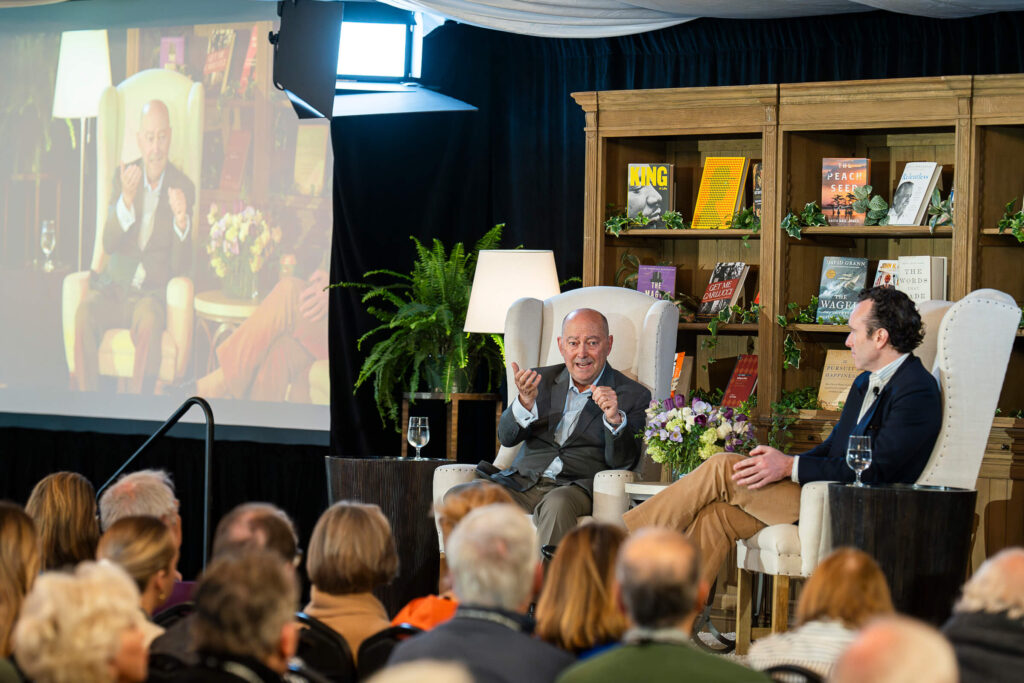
[
  {"x1": 788, "y1": 324, "x2": 851, "y2": 333},
  {"x1": 980, "y1": 228, "x2": 1024, "y2": 240},
  {"x1": 795, "y1": 226, "x2": 952, "y2": 238},
  {"x1": 679, "y1": 322, "x2": 758, "y2": 334},
  {"x1": 613, "y1": 229, "x2": 760, "y2": 239}
]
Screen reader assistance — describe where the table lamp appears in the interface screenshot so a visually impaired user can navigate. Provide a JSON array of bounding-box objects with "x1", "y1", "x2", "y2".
[
  {"x1": 52, "y1": 29, "x2": 112, "y2": 271},
  {"x1": 464, "y1": 250, "x2": 561, "y2": 334}
]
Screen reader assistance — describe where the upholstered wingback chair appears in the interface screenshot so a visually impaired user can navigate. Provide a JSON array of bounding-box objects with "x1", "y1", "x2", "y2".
[
  {"x1": 734, "y1": 289, "x2": 1021, "y2": 653},
  {"x1": 62, "y1": 69, "x2": 203, "y2": 388},
  {"x1": 431, "y1": 286, "x2": 678, "y2": 549}
]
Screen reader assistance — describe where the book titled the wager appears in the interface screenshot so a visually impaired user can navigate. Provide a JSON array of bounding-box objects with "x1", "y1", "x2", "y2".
[
  {"x1": 821, "y1": 158, "x2": 870, "y2": 226},
  {"x1": 816, "y1": 256, "x2": 868, "y2": 324}
]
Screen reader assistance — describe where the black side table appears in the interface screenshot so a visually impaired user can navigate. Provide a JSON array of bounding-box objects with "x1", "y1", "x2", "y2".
[
  {"x1": 829, "y1": 483, "x2": 976, "y2": 625},
  {"x1": 324, "y1": 456, "x2": 447, "y2": 617}
]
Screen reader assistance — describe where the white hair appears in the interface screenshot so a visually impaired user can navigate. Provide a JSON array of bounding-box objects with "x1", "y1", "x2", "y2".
[
  {"x1": 13, "y1": 561, "x2": 143, "y2": 683},
  {"x1": 833, "y1": 615, "x2": 957, "y2": 683},
  {"x1": 955, "y1": 547, "x2": 1024, "y2": 620},
  {"x1": 366, "y1": 660, "x2": 472, "y2": 683},
  {"x1": 99, "y1": 469, "x2": 177, "y2": 531},
  {"x1": 446, "y1": 504, "x2": 537, "y2": 611}
]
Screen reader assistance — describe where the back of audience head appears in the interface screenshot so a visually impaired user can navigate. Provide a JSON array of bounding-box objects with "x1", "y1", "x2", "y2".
[
  {"x1": 99, "y1": 470, "x2": 180, "y2": 547},
  {"x1": 436, "y1": 481, "x2": 515, "y2": 543},
  {"x1": 191, "y1": 547, "x2": 299, "y2": 674},
  {"x1": 26, "y1": 471, "x2": 101, "y2": 570},
  {"x1": 797, "y1": 547, "x2": 894, "y2": 628},
  {"x1": 833, "y1": 615, "x2": 957, "y2": 683},
  {"x1": 367, "y1": 659, "x2": 473, "y2": 683},
  {"x1": 954, "y1": 546, "x2": 1024, "y2": 619},
  {"x1": 308, "y1": 501, "x2": 398, "y2": 595},
  {"x1": 616, "y1": 528, "x2": 704, "y2": 632},
  {"x1": 445, "y1": 503, "x2": 538, "y2": 612},
  {"x1": 212, "y1": 501, "x2": 299, "y2": 565},
  {"x1": 14, "y1": 561, "x2": 148, "y2": 683},
  {"x1": 535, "y1": 522, "x2": 628, "y2": 653},
  {"x1": 0, "y1": 502, "x2": 39, "y2": 658},
  {"x1": 97, "y1": 515, "x2": 180, "y2": 616}
]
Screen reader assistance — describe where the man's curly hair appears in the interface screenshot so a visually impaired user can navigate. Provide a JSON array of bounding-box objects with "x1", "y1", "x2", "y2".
[{"x1": 856, "y1": 286, "x2": 925, "y2": 353}]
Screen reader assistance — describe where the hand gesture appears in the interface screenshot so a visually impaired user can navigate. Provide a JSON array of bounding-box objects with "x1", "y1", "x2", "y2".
[
  {"x1": 590, "y1": 385, "x2": 621, "y2": 425},
  {"x1": 300, "y1": 269, "x2": 330, "y2": 323},
  {"x1": 511, "y1": 362, "x2": 541, "y2": 412},
  {"x1": 168, "y1": 187, "x2": 189, "y2": 232},
  {"x1": 731, "y1": 444, "x2": 792, "y2": 490},
  {"x1": 120, "y1": 162, "x2": 142, "y2": 209}
]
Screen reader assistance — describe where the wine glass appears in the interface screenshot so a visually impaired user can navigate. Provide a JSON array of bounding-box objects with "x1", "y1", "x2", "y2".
[
  {"x1": 407, "y1": 416, "x2": 430, "y2": 459},
  {"x1": 846, "y1": 435, "x2": 873, "y2": 487},
  {"x1": 40, "y1": 220, "x2": 56, "y2": 273}
]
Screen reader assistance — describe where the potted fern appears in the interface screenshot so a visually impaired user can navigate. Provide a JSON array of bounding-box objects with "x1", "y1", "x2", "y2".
[{"x1": 333, "y1": 224, "x2": 506, "y2": 430}]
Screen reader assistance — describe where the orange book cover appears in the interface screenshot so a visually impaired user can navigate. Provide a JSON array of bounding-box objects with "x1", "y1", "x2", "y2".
[
  {"x1": 721, "y1": 354, "x2": 758, "y2": 408},
  {"x1": 821, "y1": 158, "x2": 870, "y2": 226},
  {"x1": 692, "y1": 157, "x2": 749, "y2": 229},
  {"x1": 670, "y1": 352, "x2": 686, "y2": 397}
]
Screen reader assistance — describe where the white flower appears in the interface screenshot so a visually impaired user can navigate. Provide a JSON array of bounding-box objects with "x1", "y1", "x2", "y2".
[
  {"x1": 717, "y1": 423, "x2": 733, "y2": 440},
  {"x1": 684, "y1": 416, "x2": 695, "y2": 430},
  {"x1": 681, "y1": 407, "x2": 693, "y2": 417}
]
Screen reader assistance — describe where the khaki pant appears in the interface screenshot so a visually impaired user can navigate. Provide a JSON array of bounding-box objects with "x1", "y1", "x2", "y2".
[{"x1": 622, "y1": 452, "x2": 801, "y2": 586}]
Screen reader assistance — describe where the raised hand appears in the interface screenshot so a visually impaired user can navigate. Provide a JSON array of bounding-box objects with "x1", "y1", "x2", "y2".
[
  {"x1": 120, "y1": 162, "x2": 142, "y2": 209},
  {"x1": 590, "y1": 385, "x2": 621, "y2": 425},
  {"x1": 511, "y1": 361, "x2": 541, "y2": 411}
]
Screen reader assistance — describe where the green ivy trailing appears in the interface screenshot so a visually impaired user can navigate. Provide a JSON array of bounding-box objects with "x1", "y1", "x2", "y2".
[
  {"x1": 604, "y1": 210, "x2": 687, "y2": 236},
  {"x1": 767, "y1": 387, "x2": 821, "y2": 453},
  {"x1": 851, "y1": 185, "x2": 890, "y2": 226},
  {"x1": 701, "y1": 302, "x2": 761, "y2": 369},
  {"x1": 996, "y1": 198, "x2": 1024, "y2": 244},
  {"x1": 662, "y1": 210, "x2": 687, "y2": 230},
  {"x1": 782, "y1": 334, "x2": 802, "y2": 370},
  {"x1": 927, "y1": 188, "x2": 954, "y2": 233},
  {"x1": 774, "y1": 296, "x2": 819, "y2": 370},
  {"x1": 730, "y1": 207, "x2": 762, "y2": 248},
  {"x1": 781, "y1": 202, "x2": 829, "y2": 240}
]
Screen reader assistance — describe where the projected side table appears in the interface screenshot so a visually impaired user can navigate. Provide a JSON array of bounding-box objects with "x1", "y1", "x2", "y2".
[{"x1": 193, "y1": 290, "x2": 260, "y2": 373}]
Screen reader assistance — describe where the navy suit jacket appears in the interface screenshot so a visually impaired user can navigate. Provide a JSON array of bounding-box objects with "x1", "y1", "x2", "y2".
[{"x1": 797, "y1": 353, "x2": 941, "y2": 484}]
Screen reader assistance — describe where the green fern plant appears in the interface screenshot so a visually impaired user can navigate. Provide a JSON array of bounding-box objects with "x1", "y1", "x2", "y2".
[{"x1": 330, "y1": 225, "x2": 506, "y2": 430}]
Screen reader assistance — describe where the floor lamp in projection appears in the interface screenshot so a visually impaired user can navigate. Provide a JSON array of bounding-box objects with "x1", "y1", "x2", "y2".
[
  {"x1": 464, "y1": 250, "x2": 561, "y2": 336},
  {"x1": 52, "y1": 30, "x2": 112, "y2": 271}
]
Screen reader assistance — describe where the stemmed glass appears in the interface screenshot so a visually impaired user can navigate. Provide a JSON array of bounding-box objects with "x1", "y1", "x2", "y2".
[
  {"x1": 846, "y1": 435, "x2": 873, "y2": 487},
  {"x1": 407, "y1": 416, "x2": 430, "y2": 459},
  {"x1": 40, "y1": 220, "x2": 56, "y2": 273}
]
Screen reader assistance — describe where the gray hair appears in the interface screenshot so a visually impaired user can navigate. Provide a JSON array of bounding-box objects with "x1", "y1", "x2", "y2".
[
  {"x1": 955, "y1": 547, "x2": 1024, "y2": 620},
  {"x1": 99, "y1": 469, "x2": 177, "y2": 531},
  {"x1": 833, "y1": 615, "x2": 957, "y2": 683},
  {"x1": 446, "y1": 504, "x2": 537, "y2": 611}
]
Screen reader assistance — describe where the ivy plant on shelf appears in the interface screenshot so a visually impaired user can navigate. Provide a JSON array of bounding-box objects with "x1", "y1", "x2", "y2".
[
  {"x1": 701, "y1": 302, "x2": 761, "y2": 369},
  {"x1": 996, "y1": 198, "x2": 1024, "y2": 244},
  {"x1": 775, "y1": 295, "x2": 820, "y2": 370},
  {"x1": 767, "y1": 387, "x2": 822, "y2": 453},
  {"x1": 780, "y1": 202, "x2": 829, "y2": 239},
  {"x1": 850, "y1": 185, "x2": 890, "y2": 226},
  {"x1": 926, "y1": 188, "x2": 954, "y2": 233},
  {"x1": 330, "y1": 224, "x2": 506, "y2": 431},
  {"x1": 605, "y1": 209, "x2": 686, "y2": 236}
]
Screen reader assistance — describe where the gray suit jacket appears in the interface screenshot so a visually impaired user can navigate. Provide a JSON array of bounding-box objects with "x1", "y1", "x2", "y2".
[{"x1": 492, "y1": 363, "x2": 650, "y2": 495}]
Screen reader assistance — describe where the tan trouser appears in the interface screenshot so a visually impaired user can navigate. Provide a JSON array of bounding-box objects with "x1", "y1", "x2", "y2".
[{"x1": 622, "y1": 452, "x2": 801, "y2": 585}]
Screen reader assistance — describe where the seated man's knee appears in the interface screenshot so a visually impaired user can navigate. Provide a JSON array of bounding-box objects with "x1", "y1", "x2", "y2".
[
  {"x1": 706, "y1": 451, "x2": 745, "y2": 473},
  {"x1": 534, "y1": 486, "x2": 588, "y2": 521}
]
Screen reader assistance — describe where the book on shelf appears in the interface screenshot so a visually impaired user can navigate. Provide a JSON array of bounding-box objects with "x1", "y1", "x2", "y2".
[
  {"x1": 816, "y1": 256, "x2": 868, "y2": 324},
  {"x1": 888, "y1": 162, "x2": 943, "y2": 226},
  {"x1": 670, "y1": 352, "x2": 694, "y2": 399},
  {"x1": 873, "y1": 259, "x2": 899, "y2": 288},
  {"x1": 636, "y1": 265, "x2": 676, "y2": 300},
  {"x1": 293, "y1": 124, "x2": 330, "y2": 196},
  {"x1": 203, "y1": 28, "x2": 235, "y2": 93},
  {"x1": 219, "y1": 129, "x2": 252, "y2": 192},
  {"x1": 821, "y1": 158, "x2": 870, "y2": 226},
  {"x1": 698, "y1": 262, "x2": 749, "y2": 319},
  {"x1": 721, "y1": 354, "x2": 758, "y2": 408},
  {"x1": 692, "y1": 157, "x2": 749, "y2": 229},
  {"x1": 896, "y1": 255, "x2": 947, "y2": 304},
  {"x1": 817, "y1": 349, "x2": 859, "y2": 411},
  {"x1": 159, "y1": 36, "x2": 185, "y2": 73},
  {"x1": 627, "y1": 163, "x2": 674, "y2": 228},
  {"x1": 238, "y1": 24, "x2": 260, "y2": 92},
  {"x1": 751, "y1": 161, "x2": 763, "y2": 219}
]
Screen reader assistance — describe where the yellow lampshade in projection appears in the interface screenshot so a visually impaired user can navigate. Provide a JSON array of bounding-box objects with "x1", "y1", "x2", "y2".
[
  {"x1": 464, "y1": 250, "x2": 561, "y2": 334},
  {"x1": 52, "y1": 30, "x2": 112, "y2": 119}
]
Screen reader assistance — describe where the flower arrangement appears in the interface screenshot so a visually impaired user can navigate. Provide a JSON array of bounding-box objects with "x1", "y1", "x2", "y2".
[
  {"x1": 644, "y1": 396, "x2": 758, "y2": 478},
  {"x1": 206, "y1": 204, "x2": 282, "y2": 299}
]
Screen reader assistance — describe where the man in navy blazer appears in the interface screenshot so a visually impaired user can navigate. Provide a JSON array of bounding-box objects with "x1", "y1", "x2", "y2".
[{"x1": 623, "y1": 287, "x2": 942, "y2": 586}]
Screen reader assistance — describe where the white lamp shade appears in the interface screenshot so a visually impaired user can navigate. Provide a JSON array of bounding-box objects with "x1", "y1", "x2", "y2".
[
  {"x1": 464, "y1": 250, "x2": 561, "y2": 333},
  {"x1": 52, "y1": 30, "x2": 112, "y2": 119}
]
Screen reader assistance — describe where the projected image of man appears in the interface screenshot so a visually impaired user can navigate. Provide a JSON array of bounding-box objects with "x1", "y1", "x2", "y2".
[{"x1": 73, "y1": 99, "x2": 194, "y2": 394}]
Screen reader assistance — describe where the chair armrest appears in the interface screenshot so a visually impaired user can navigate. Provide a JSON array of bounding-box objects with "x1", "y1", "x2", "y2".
[
  {"x1": 493, "y1": 444, "x2": 520, "y2": 470},
  {"x1": 591, "y1": 469, "x2": 636, "y2": 526},
  {"x1": 432, "y1": 464, "x2": 477, "y2": 553},
  {"x1": 797, "y1": 481, "x2": 835, "y2": 576},
  {"x1": 62, "y1": 271, "x2": 92, "y2": 374},
  {"x1": 165, "y1": 276, "x2": 194, "y2": 381}
]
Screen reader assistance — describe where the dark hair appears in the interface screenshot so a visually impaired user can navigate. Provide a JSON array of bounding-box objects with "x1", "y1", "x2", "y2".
[
  {"x1": 213, "y1": 502, "x2": 299, "y2": 564},
  {"x1": 857, "y1": 286, "x2": 924, "y2": 353}
]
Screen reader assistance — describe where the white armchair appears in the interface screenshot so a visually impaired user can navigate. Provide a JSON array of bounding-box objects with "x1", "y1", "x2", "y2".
[
  {"x1": 734, "y1": 289, "x2": 1021, "y2": 653},
  {"x1": 432, "y1": 286, "x2": 679, "y2": 549}
]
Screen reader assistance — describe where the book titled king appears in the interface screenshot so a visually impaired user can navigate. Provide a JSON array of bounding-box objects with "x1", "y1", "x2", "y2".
[
  {"x1": 627, "y1": 163, "x2": 674, "y2": 228},
  {"x1": 816, "y1": 256, "x2": 868, "y2": 324},
  {"x1": 822, "y1": 158, "x2": 870, "y2": 226}
]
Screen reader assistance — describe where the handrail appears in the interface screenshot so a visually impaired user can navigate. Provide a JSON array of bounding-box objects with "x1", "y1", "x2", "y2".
[{"x1": 97, "y1": 397, "x2": 215, "y2": 568}]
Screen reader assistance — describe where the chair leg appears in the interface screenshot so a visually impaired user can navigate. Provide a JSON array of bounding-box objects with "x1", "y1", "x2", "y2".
[
  {"x1": 771, "y1": 574, "x2": 790, "y2": 634},
  {"x1": 736, "y1": 568, "x2": 753, "y2": 655}
]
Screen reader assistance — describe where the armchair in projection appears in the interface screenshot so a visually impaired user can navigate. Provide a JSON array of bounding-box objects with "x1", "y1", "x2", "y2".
[
  {"x1": 62, "y1": 69, "x2": 203, "y2": 391},
  {"x1": 432, "y1": 286, "x2": 678, "y2": 549},
  {"x1": 734, "y1": 289, "x2": 1021, "y2": 653}
]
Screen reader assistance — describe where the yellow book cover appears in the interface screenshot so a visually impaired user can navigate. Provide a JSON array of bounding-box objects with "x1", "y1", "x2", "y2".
[
  {"x1": 817, "y1": 349, "x2": 860, "y2": 410},
  {"x1": 692, "y1": 157, "x2": 749, "y2": 229}
]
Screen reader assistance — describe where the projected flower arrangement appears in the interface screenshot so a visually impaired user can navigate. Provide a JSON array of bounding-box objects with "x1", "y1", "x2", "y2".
[{"x1": 206, "y1": 204, "x2": 282, "y2": 299}]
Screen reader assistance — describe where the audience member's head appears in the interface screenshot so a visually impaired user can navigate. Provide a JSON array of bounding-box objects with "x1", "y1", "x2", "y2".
[
  {"x1": 366, "y1": 659, "x2": 473, "y2": 683},
  {"x1": 212, "y1": 502, "x2": 299, "y2": 565},
  {"x1": 616, "y1": 528, "x2": 705, "y2": 633},
  {"x1": 97, "y1": 515, "x2": 180, "y2": 617},
  {"x1": 437, "y1": 481, "x2": 515, "y2": 543},
  {"x1": 26, "y1": 471, "x2": 101, "y2": 570},
  {"x1": 99, "y1": 470, "x2": 181, "y2": 548},
  {"x1": 535, "y1": 522, "x2": 628, "y2": 653},
  {"x1": 445, "y1": 503, "x2": 538, "y2": 613},
  {"x1": 833, "y1": 615, "x2": 957, "y2": 683},
  {"x1": 796, "y1": 547, "x2": 894, "y2": 628},
  {"x1": 0, "y1": 502, "x2": 39, "y2": 657},
  {"x1": 307, "y1": 501, "x2": 398, "y2": 596},
  {"x1": 14, "y1": 561, "x2": 148, "y2": 683},
  {"x1": 954, "y1": 546, "x2": 1024, "y2": 619},
  {"x1": 191, "y1": 548, "x2": 299, "y2": 674}
]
